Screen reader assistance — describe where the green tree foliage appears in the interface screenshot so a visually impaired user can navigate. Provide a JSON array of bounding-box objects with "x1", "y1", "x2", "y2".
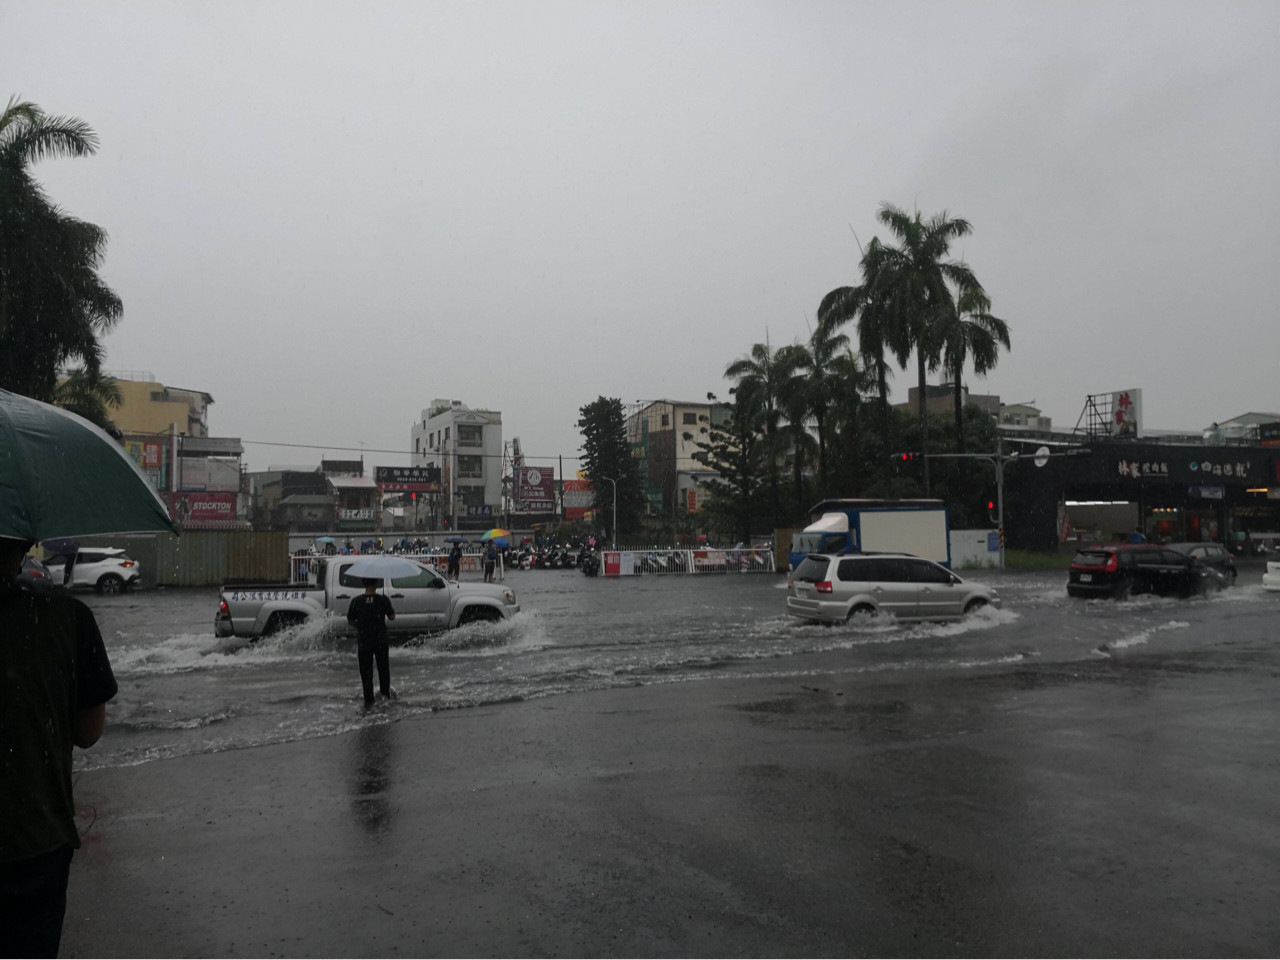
[
  {"x1": 937, "y1": 285, "x2": 1010, "y2": 453},
  {"x1": 724, "y1": 341, "x2": 785, "y2": 524},
  {"x1": 576, "y1": 396, "x2": 646, "y2": 537},
  {"x1": 0, "y1": 97, "x2": 121, "y2": 427},
  {"x1": 872, "y1": 203, "x2": 986, "y2": 494},
  {"x1": 684, "y1": 390, "x2": 764, "y2": 544}
]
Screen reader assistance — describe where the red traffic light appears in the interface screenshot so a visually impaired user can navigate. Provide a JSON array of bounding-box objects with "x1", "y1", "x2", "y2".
[{"x1": 987, "y1": 500, "x2": 995, "y2": 510}]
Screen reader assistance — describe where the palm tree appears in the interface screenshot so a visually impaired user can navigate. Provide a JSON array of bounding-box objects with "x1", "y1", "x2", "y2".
[
  {"x1": 0, "y1": 97, "x2": 120, "y2": 403},
  {"x1": 937, "y1": 285, "x2": 1010, "y2": 453},
  {"x1": 818, "y1": 235, "x2": 905, "y2": 488},
  {"x1": 724, "y1": 341, "x2": 785, "y2": 521},
  {"x1": 874, "y1": 203, "x2": 985, "y2": 495},
  {"x1": 825, "y1": 346, "x2": 874, "y2": 495},
  {"x1": 774, "y1": 342, "x2": 817, "y2": 516}
]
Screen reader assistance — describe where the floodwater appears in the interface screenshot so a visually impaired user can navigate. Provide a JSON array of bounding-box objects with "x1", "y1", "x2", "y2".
[{"x1": 80, "y1": 567, "x2": 1280, "y2": 771}]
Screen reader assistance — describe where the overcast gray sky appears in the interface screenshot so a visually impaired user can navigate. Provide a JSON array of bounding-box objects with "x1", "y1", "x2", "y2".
[{"x1": 8, "y1": 0, "x2": 1278, "y2": 473}]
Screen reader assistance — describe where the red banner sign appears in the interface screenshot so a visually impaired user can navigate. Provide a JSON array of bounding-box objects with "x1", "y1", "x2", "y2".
[{"x1": 170, "y1": 492, "x2": 237, "y2": 523}]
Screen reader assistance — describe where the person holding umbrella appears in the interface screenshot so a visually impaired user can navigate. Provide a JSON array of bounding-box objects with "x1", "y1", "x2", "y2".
[
  {"x1": 0, "y1": 389, "x2": 175, "y2": 957},
  {"x1": 346, "y1": 578, "x2": 396, "y2": 706},
  {"x1": 447, "y1": 540, "x2": 463, "y2": 580}
]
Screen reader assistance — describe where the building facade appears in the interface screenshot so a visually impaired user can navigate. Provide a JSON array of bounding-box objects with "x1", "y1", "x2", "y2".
[{"x1": 410, "y1": 400, "x2": 503, "y2": 529}]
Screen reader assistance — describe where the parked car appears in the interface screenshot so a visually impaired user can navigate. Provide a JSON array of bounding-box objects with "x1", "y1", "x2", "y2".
[
  {"x1": 1067, "y1": 544, "x2": 1223, "y2": 600},
  {"x1": 1263, "y1": 558, "x2": 1280, "y2": 592},
  {"x1": 1165, "y1": 542, "x2": 1238, "y2": 585},
  {"x1": 45, "y1": 548, "x2": 141, "y2": 593},
  {"x1": 16, "y1": 556, "x2": 55, "y2": 592},
  {"x1": 786, "y1": 552, "x2": 1001, "y2": 624}
]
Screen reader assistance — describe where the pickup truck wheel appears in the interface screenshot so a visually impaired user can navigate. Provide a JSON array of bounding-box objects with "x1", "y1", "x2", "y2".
[
  {"x1": 97, "y1": 574, "x2": 124, "y2": 594},
  {"x1": 264, "y1": 612, "x2": 306, "y2": 636},
  {"x1": 459, "y1": 607, "x2": 501, "y2": 625}
]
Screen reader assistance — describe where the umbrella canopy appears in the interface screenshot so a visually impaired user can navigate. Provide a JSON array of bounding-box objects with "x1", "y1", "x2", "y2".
[
  {"x1": 443, "y1": 536, "x2": 469, "y2": 544},
  {"x1": 479, "y1": 528, "x2": 512, "y2": 541},
  {"x1": 343, "y1": 555, "x2": 425, "y2": 580},
  {"x1": 490, "y1": 537, "x2": 510, "y2": 548},
  {"x1": 0, "y1": 389, "x2": 176, "y2": 542},
  {"x1": 315, "y1": 536, "x2": 336, "y2": 544}
]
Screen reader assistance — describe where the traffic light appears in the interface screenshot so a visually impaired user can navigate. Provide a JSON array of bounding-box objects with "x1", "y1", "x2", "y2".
[
  {"x1": 987, "y1": 499, "x2": 998, "y2": 524},
  {"x1": 410, "y1": 492, "x2": 417, "y2": 501},
  {"x1": 890, "y1": 452, "x2": 919, "y2": 461}
]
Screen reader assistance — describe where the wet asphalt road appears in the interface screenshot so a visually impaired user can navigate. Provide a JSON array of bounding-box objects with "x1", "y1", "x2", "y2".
[{"x1": 58, "y1": 566, "x2": 1280, "y2": 957}]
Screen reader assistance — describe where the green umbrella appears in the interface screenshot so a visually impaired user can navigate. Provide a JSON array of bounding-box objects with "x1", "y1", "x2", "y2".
[{"x1": 0, "y1": 388, "x2": 176, "y2": 541}]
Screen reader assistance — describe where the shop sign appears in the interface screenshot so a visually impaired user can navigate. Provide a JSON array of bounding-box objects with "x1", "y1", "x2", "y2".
[
  {"x1": 515, "y1": 466, "x2": 555, "y2": 512},
  {"x1": 1259, "y1": 422, "x2": 1280, "y2": 447},
  {"x1": 126, "y1": 440, "x2": 163, "y2": 469},
  {"x1": 1114, "y1": 458, "x2": 1254, "y2": 482},
  {"x1": 465, "y1": 504, "x2": 494, "y2": 517},
  {"x1": 339, "y1": 507, "x2": 373, "y2": 521},
  {"x1": 375, "y1": 465, "x2": 441, "y2": 493}
]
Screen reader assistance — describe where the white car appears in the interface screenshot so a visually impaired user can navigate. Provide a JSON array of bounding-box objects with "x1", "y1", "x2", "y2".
[
  {"x1": 787, "y1": 552, "x2": 1001, "y2": 624},
  {"x1": 46, "y1": 548, "x2": 141, "y2": 593},
  {"x1": 1263, "y1": 559, "x2": 1280, "y2": 592}
]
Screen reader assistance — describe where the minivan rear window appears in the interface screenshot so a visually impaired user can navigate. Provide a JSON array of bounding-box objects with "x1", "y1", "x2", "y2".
[
  {"x1": 793, "y1": 556, "x2": 831, "y2": 582},
  {"x1": 1071, "y1": 551, "x2": 1111, "y2": 566}
]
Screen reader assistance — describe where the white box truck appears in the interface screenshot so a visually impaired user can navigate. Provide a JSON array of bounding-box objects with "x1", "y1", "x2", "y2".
[{"x1": 787, "y1": 499, "x2": 951, "y2": 571}]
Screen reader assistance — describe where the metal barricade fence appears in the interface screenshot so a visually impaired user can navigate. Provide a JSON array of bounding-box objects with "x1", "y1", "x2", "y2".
[{"x1": 606, "y1": 547, "x2": 776, "y2": 575}]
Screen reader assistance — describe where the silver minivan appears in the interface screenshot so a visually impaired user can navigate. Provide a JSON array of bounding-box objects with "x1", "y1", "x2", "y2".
[{"x1": 786, "y1": 552, "x2": 1001, "y2": 624}]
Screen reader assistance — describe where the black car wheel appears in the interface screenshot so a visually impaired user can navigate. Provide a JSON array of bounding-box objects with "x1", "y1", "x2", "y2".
[{"x1": 97, "y1": 574, "x2": 124, "y2": 594}]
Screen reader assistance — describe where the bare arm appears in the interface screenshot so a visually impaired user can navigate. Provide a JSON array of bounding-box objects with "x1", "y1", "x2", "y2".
[{"x1": 74, "y1": 703, "x2": 107, "y2": 749}]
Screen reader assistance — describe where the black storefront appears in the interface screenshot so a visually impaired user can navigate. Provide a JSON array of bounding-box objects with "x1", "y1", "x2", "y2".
[{"x1": 1003, "y1": 439, "x2": 1280, "y2": 551}]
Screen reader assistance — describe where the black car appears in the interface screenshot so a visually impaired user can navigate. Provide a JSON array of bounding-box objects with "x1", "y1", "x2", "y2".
[
  {"x1": 1067, "y1": 544, "x2": 1224, "y2": 599},
  {"x1": 1165, "y1": 542, "x2": 1238, "y2": 586}
]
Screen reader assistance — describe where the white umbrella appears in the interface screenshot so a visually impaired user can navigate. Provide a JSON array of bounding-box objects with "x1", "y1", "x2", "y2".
[{"x1": 344, "y1": 555, "x2": 425, "y2": 580}]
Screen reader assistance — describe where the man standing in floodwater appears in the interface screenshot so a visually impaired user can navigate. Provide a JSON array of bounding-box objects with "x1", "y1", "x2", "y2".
[
  {"x1": 346, "y1": 578, "x2": 395, "y2": 706},
  {"x1": 0, "y1": 537, "x2": 116, "y2": 957}
]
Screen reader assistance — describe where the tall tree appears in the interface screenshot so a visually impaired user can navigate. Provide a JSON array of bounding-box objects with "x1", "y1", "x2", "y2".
[
  {"x1": 775, "y1": 342, "x2": 818, "y2": 517},
  {"x1": 685, "y1": 389, "x2": 765, "y2": 544},
  {"x1": 724, "y1": 341, "x2": 785, "y2": 522},
  {"x1": 819, "y1": 235, "x2": 903, "y2": 488},
  {"x1": 576, "y1": 396, "x2": 646, "y2": 539},
  {"x1": 824, "y1": 346, "x2": 874, "y2": 496},
  {"x1": 937, "y1": 284, "x2": 1010, "y2": 453},
  {"x1": 874, "y1": 203, "x2": 985, "y2": 495},
  {"x1": 0, "y1": 97, "x2": 122, "y2": 418}
]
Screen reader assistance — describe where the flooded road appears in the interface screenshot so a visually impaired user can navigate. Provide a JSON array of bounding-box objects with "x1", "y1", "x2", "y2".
[{"x1": 82, "y1": 568, "x2": 1280, "y2": 770}]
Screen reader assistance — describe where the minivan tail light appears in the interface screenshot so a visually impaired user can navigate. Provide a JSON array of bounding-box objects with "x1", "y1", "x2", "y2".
[
  {"x1": 816, "y1": 581, "x2": 833, "y2": 594},
  {"x1": 1104, "y1": 554, "x2": 1118, "y2": 573}
]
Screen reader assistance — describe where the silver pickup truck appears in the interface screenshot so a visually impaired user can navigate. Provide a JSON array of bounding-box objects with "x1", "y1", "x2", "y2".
[{"x1": 214, "y1": 556, "x2": 520, "y2": 639}]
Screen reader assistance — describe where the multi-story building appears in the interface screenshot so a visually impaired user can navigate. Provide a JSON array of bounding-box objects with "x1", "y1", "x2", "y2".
[
  {"x1": 410, "y1": 400, "x2": 503, "y2": 528},
  {"x1": 625, "y1": 399, "x2": 724, "y2": 517},
  {"x1": 105, "y1": 373, "x2": 246, "y2": 529}
]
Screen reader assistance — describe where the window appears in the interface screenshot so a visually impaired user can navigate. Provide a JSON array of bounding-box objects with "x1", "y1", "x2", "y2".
[
  {"x1": 391, "y1": 567, "x2": 444, "y2": 589},
  {"x1": 682, "y1": 412, "x2": 697, "y2": 425},
  {"x1": 837, "y1": 558, "x2": 872, "y2": 582},
  {"x1": 414, "y1": 437, "x2": 420, "y2": 454},
  {"x1": 908, "y1": 559, "x2": 951, "y2": 583},
  {"x1": 457, "y1": 455, "x2": 483, "y2": 478},
  {"x1": 458, "y1": 424, "x2": 483, "y2": 447},
  {"x1": 660, "y1": 414, "x2": 670, "y2": 427},
  {"x1": 866, "y1": 558, "x2": 911, "y2": 582}
]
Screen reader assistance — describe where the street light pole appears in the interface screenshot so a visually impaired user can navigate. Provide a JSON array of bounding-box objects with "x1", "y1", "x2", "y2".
[{"x1": 602, "y1": 476, "x2": 618, "y2": 547}]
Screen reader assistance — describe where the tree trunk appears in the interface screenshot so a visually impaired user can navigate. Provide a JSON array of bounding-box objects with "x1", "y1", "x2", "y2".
[
  {"x1": 953, "y1": 370, "x2": 965, "y2": 454},
  {"x1": 878, "y1": 364, "x2": 891, "y2": 488},
  {"x1": 917, "y1": 350, "x2": 930, "y2": 495}
]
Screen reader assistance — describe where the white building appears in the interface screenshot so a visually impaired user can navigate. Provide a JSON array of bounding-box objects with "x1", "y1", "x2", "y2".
[{"x1": 410, "y1": 399, "x2": 503, "y2": 527}]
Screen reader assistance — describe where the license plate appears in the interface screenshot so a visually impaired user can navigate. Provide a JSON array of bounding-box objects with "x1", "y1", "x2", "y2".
[{"x1": 1079, "y1": 573, "x2": 1092, "y2": 582}]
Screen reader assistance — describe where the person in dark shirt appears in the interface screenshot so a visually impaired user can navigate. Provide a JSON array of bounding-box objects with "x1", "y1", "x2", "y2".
[
  {"x1": 447, "y1": 543, "x2": 462, "y2": 580},
  {"x1": 346, "y1": 578, "x2": 395, "y2": 705},
  {"x1": 0, "y1": 536, "x2": 117, "y2": 957}
]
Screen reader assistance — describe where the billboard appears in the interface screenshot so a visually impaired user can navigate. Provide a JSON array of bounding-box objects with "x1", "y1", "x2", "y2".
[
  {"x1": 563, "y1": 479, "x2": 593, "y2": 520},
  {"x1": 170, "y1": 492, "x2": 237, "y2": 523},
  {"x1": 375, "y1": 465, "x2": 442, "y2": 493},
  {"x1": 1110, "y1": 389, "x2": 1142, "y2": 437},
  {"x1": 125, "y1": 440, "x2": 162, "y2": 469},
  {"x1": 516, "y1": 465, "x2": 555, "y2": 513}
]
